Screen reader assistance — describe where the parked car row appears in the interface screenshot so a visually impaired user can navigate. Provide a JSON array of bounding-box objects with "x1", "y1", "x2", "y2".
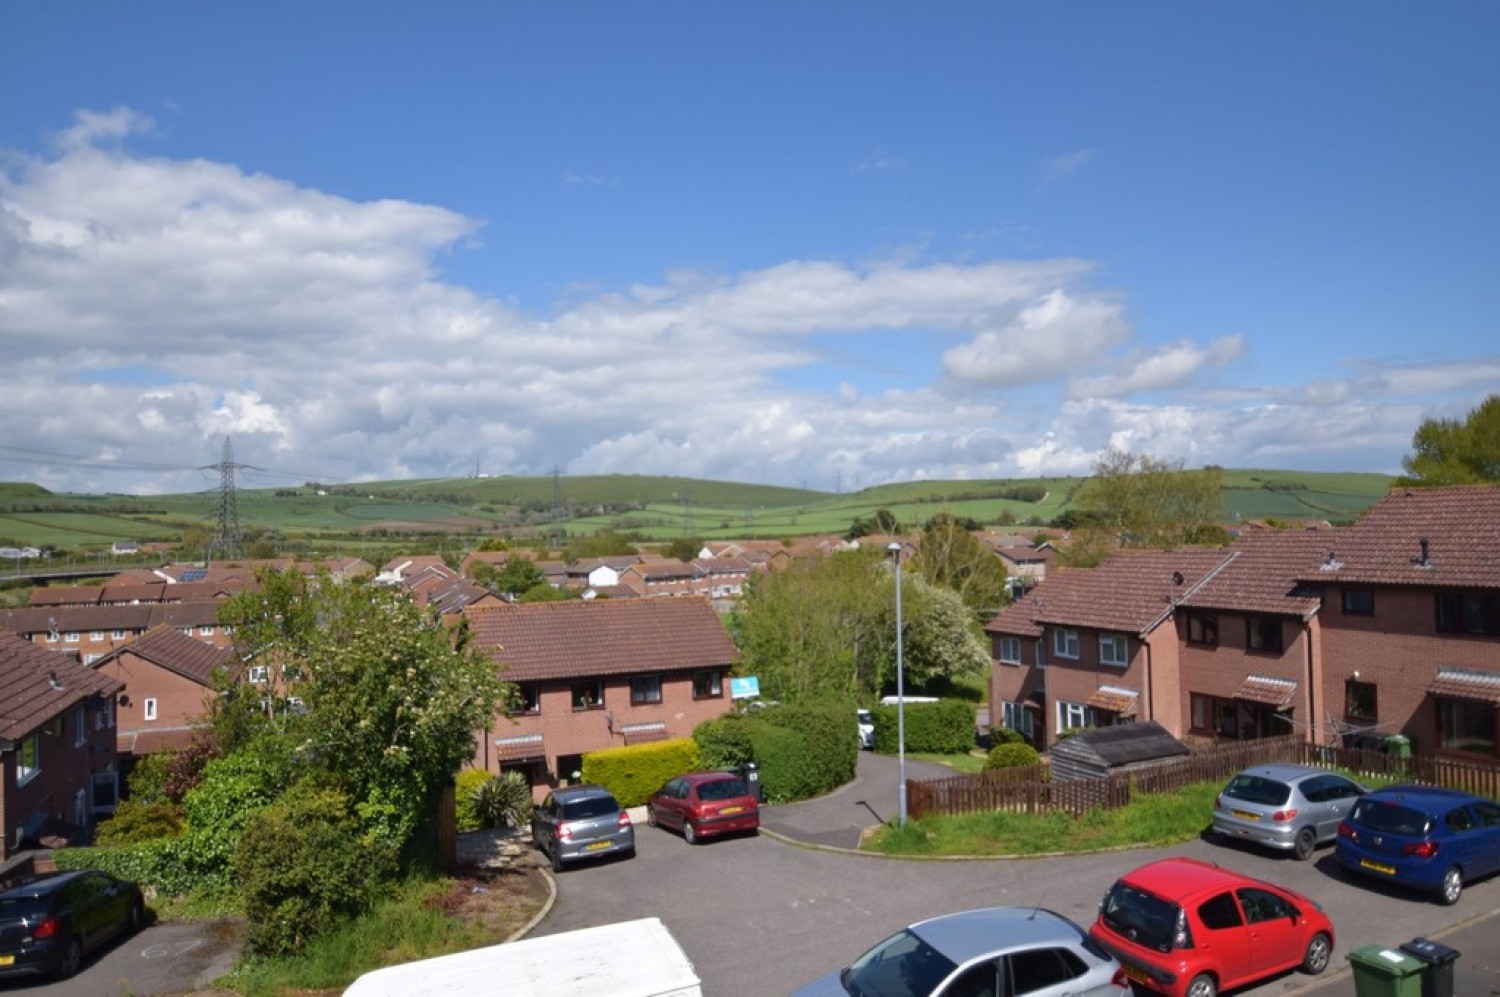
[
  {"x1": 1209, "y1": 763, "x2": 1500, "y2": 907},
  {"x1": 794, "y1": 857, "x2": 1335, "y2": 997},
  {"x1": 530, "y1": 770, "x2": 761, "y2": 871}
]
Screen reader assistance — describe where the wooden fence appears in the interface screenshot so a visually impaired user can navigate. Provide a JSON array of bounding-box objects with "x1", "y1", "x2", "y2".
[{"x1": 906, "y1": 735, "x2": 1500, "y2": 821}]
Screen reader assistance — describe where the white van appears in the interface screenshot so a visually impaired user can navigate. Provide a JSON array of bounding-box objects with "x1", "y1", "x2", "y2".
[
  {"x1": 343, "y1": 917, "x2": 702, "y2": 997},
  {"x1": 878, "y1": 695, "x2": 940, "y2": 707}
]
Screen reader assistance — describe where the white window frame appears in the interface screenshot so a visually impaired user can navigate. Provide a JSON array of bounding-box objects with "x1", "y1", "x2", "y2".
[
  {"x1": 89, "y1": 630, "x2": 104, "y2": 641},
  {"x1": 112, "y1": 629, "x2": 127, "y2": 639},
  {"x1": 200, "y1": 625, "x2": 214, "y2": 636},
  {"x1": 998, "y1": 636, "x2": 1022, "y2": 665},
  {"x1": 143, "y1": 698, "x2": 158, "y2": 721},
  {"x1": 65, "y1": 632, "x2": 80, "y2": 643},
  {"x1": 1053, "y1": 628, "x2": 1080, "y2": 660},
  {"x1": 17, "y1": 733, "x2": 41, "y2": 785},
  {"x1": 1001, "y1": 701, "x2": 1035, "y2": 736},
  {"x1": 1057, "y1": 700, "x2": 1093, "y2": 732},
  {"x1": 1099, "y1": 634, "x2": 1128, "y2": 668},
  {"x1": 247, "y1": 665, "x2": 270, "y2": 684}
]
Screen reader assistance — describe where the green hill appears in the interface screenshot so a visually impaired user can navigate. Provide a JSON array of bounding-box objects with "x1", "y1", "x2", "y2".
[{"x1": 0, "y1": 470, "x2": 1396, "y2": 557}]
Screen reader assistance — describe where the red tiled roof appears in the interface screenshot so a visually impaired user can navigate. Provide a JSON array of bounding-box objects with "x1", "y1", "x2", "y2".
[
  {"x1": 96, "y1": 624, "x2": 235, "y2": 686},
  {"x1": 1007, "y1": 549, "x2": 1235, "y2": 635},
  {"x1": 629, "y1": 560, "x2": 698, "y2": 580},
  {"x1": 1184, "y1": 530, "x2": 1329, "y2": 618},
  {"x1": 29, "y1": 586, "x2": 103, "y2": 607},
  {"x1": 466, "y1": 597, "x2": 738, "y2": 682},
  {"x1": 1427, "y1": 667, "x2": 1500, "y2": 704},
  {"x1": 1297, "y1": 485, "x2": 1500, "y2": 588},
  {"x1": 0, "y1": 633, "x2": 123, "y2": 742},
  {"x1": 119, "y1": 726, "x2": 203, "y2": 755},
  {"x1": 1087, "y1": 685, "x2": 1140, "y2": 714},
  {"x1": 984, "y1": 597, "x2": 1044, "y2": 638}
]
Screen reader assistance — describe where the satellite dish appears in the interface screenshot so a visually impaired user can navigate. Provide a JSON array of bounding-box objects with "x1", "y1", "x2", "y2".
[{"x1": 1172, "y1": 571, "x2": 1184, "y2": 586}]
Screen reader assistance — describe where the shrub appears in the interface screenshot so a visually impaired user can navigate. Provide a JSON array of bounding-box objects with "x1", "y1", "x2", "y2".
[
  {"x1": 94, "y1": 799, "x2": 184, "y2": 846},
  {"x1": 53, "y1": 838, "x2": 197, "y2": 897},
  {"x1": 872, "y1": 700, "x2": 974, "y2": 754},
  {"x1": 178, "y1": 741, "x2": 293, "y2": 884},
  {"x1": 125, "y1": 753, "x2": 176, "y2": 804},
  {"x1": 693, "y1": 715, "x2": 756, "y2": 769},
  {"x1": 985, "y1": 742, "x2": 1040, "y2": 770},
  {"x1": 743, "y1": 721, "x2": 815, "y2": 803},
  {"x1": 236, "y1": 784, "x2": 396, "y2": 957},
  {"x1": 988, "y1": 726, "x2": 1027, "y2": 747},
  {"x1": 471, "y1": 771, "x2": 532, "y2": 828},
  {"x1": 582, "y1": 738, "x2": 700, "y2": 807},
  {"x1": 454, "y1": 768, "x2": 491, "y2": 832},
  {"x1": 753, "y1": 702, "x2": 857, "y2": 796}
]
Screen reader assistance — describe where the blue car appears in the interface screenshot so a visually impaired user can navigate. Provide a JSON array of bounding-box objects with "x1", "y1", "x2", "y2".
[{"x1": 1335, "y1": 785, "x2": 1500, "y2": 905}]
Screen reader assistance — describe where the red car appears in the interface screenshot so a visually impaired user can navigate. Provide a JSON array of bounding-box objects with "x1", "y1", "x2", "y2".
[
  {"x1": 646, "y1": 771, "x2": 759, "y2": 844},
  {"x1": 1088, "y1": 857, "x2": 1334, "y2": 997}
]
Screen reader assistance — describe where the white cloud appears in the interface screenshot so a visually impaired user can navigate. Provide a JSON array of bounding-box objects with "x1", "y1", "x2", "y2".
[
  {"x1": 1043, "y1": 147, "x2": 1096, "y2": 183},
  {"x1": 1068, "y1": 334, "x2": 1246, "y2": 399},
  {"x1": 854, "y1": 150, "x2": 908, "y2": 172},
  {"x1": 1, "y1": 112, "x2": 1492, "y2": 495}
]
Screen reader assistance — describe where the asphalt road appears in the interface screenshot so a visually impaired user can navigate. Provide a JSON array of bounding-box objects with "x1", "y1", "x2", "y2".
[
  {"x1": 0, "y1": 917, "x2": 238, "y2": 997},
  {"x1": 531, "y1": 753, "x2": 1500, "y2": 997}
]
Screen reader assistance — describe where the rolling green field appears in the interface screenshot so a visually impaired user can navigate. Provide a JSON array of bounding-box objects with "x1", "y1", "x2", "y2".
[{"x1": 0, "y1": 470, "x2": 1396, "y2": 555}]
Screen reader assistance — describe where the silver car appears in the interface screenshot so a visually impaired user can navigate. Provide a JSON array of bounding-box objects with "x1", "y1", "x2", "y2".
[
  {"x1": 1212, "y1": 764, "x2": 1365, "y2": 860},
  {"x1": 792, "y1": 906, "x2": 1128, "y2": 997},
  {"x1": 530, "y1": 785, "x2": 635, "y2": 872}
]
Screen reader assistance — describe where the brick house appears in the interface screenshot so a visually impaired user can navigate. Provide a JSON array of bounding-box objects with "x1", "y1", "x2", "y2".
[
  {"x1": 90, "y1": 625, "x2": 237, "y2": 762},
  {"x1": 0, "y1": 633, "x2": 123, "y2": 860},
  {"x1": 464, "y1": 597, "x2": 739, "y2": 798},
  {"x1": 1, "y1": 601, "x2": 233, "y2": 662},
  {"x1": 1303, "y1": 485, "x2": 1500, "y2": 760},
  {"x1": 987, "y1": 484, "x2": 1500, "y2": 763},
  {"x1": 619, "y1": 559, "x2": 699, "y2": 597}
]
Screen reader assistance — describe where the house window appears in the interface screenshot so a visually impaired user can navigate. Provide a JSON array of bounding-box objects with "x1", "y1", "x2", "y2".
[
  {"x1": 1342, "y1": 589, "x2": 1374, "y2": 616},
  {"x1": 1187, "y1": 612, "x2": 1218, "y2": 646},
  {"x1": 74, "y1": 705, "x2": 86, "y2": 747},
  {"x1": 1436, "y1": 698, "x2": 1497, "y2": 757},
  {"x1": 45, "y1": 632, "x2": 57, "y2": 643},
  {"x1": 247, "y1": 665, "x2": 269, "y2": 684},
  {"x1": 1191, "y1": 693, "x2": 1238, "y2": 738},
  {"x1": 515, "y1": 683, "x2": 540, "y2": 714},
  {"x1": 1053, "y1": 628, "x2": 1080, "y2": 660},
  {"x1": 65, "y1": 632, "x2": 79, "y2": 643},
  {"x1": 692, "y1": 670, "x2": 723, "y2": 699},
  {"x1": 998, "y1": 636, "x2": 1021, "y2": 665},
  {"x1": 144, "y1": 698, "x2": 158, "y2": 721},
  {"x1": 90, "y1": 630, "x2": 104, "y2": 641},
  {"x1": 1436, "y1": 591, "x2": 1500, "y2": 636},
  {"x1": 571, "y1": 680, "x2": 604, "y2": 710},
  {"x1": 1345, "y1": 680, "x2": 1377, "y2": 723},
  {"x1": 1001, "y1": 701, "x2": 1035, "y2": 737},
  {"x1": 179, "y1": 626, "x2": 191, "y2": 635},
  {"x1": 1246, "y1": 616, "x2": 1284, "y2": 653},
  {"x1": 112, "y1": 629, "x2": 126, "y2": 639},
  {"x1": 1099, "y1": 634, "x2": 1128, "y2": 668},
  {"x1": 630, "y1": 675, "x2": 663, "y2": 705},
  {"x1": 17, "y1": 733, "x2": 41, "y2": 785},
  {"x1": 200, "y1": 625, "x2": 214, "y2": 636},
  {"x1": 1056, "y1": 700, "x2": 1092, "y2": 732}
]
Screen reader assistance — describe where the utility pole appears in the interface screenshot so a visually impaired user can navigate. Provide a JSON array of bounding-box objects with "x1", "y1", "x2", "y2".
[{"x1": 204, "y1": 436, "x2": 244, "y2": 561}]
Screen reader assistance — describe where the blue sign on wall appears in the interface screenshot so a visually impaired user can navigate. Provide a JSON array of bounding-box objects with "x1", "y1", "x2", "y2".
[{"x1": 729, "y1": 676, "x2": 760, "y2": 700}]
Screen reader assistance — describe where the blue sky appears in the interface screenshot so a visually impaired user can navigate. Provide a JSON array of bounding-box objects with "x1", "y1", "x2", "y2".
[{"x1": 2, "y1": 2, "x2": 1497, "y2": 495}]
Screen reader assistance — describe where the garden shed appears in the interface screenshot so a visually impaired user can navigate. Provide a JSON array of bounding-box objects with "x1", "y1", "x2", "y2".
[{"x1": 1048, "y1": 722, "x2": 1189, "y2": 782}]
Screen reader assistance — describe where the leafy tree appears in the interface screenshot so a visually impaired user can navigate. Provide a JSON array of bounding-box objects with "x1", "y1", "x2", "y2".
[
  {"x1": 520, "y1": 582, "x2": 570, "y2": 602},
  {"x1": 913, "y1": 513, "x2": 1012, "y2": 621},
  {"x1": 847, "y1": 507, "x2": 901, "y2": 539},
  {"x1": 218, "y1": 567, "x2": 321, "y2": 738},
  {"x1": 1399, "y1": 395, "x2": 1500, "y2": 485},
  {"x1": 563, "y1": 529, "x2": 639, "y2": 561},
  {"x1": 664, "y1": 537, "x2": 705, "y2": 562},
  {"x1": 493, "y1": 557, "x2": 545, "y2": 597},
  {"x1": 1074, "y1": 450, "x2": 1226, "y2": 549},
  {"x1": 733, "y1": 550, "x2": 990, "y2": 702}
]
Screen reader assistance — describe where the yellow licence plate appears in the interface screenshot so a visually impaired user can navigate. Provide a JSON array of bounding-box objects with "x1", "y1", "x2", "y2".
[
  {"x1": 1361, "y1": 858, "x2": 1396, "y2": 875},
  {"x1": 1123, "y1": 964, "x2": 1149, "y2": 983},
  {"x1": 0, "y1": 955, "x2": 14, "y2": 967},
  {"x1": 584, "y1": 841, "x2": 612, "y2": 851},
  {"x1": 1231, "y1": 810, "x2": 1260, "y2": 821},
  {"x1": 721, "y1": 806, "x2": 744, "y2": 815}
]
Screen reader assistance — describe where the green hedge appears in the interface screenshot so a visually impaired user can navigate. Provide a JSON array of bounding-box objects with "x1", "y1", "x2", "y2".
[
  {"x1": 582, "y1": 738, "x2": 700, "y2": 807},
  {"x1": 454, "y1": 768, "x2": 491, "y2": 832},
  {"x1": 872, "y1": 700, "x2": 974, "y2": 754},
  {"x1": 53, "y1": 838, "x2": 198, "y2": 898},
  {"x1": 986, "y1": 742, "x2": 1040, "y2": 769},
  {"x1": 691, "y1": 703, "x2": 857, "y2": 804},
  {"x1": 756, "y1": 703, "x2": 857, "y2": 793},
  {"x1": 743, "y1": 721, "x2": 814, "y2": 803}
]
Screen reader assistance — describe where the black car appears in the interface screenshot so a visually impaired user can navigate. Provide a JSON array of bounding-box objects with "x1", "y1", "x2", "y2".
[{"x1": 0, "y1": 870, "x2": 146, "y2": 979}]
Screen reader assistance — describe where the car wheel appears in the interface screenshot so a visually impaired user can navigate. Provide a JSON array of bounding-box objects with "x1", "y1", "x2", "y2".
[
  {"x1": 1293, "y1": 826, "x2": 1317, "y2": 861},
  {"x1": 1439, "y1": 866, "x2": 1463, "y2": 905},
  {"x1": 646, "y1": 805, "x2": 658, "y2": 828},
  {"x1": 549, "y1": 845, "x2": 564, "y2": 874},
  {"x1": 1185, "y1": 973, "x2": 1217, "y2": 997},
  {"x1": 128, "y1": 898, "x2": 145, "y2": 933},
  {"x1": 1302, "y1": 932, "x2": 1332, "y2": 975},
  {"x1": 59, "y1": 937, "x2": 83, "y2": 979},
  {"x1": 683, "y1": 820, "x2": 698, "y2": 845}
]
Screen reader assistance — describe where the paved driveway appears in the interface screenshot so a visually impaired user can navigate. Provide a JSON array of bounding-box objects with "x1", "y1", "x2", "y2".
[{"x1": 533, "y1": 753, "x2": 1500, "y2": 997}]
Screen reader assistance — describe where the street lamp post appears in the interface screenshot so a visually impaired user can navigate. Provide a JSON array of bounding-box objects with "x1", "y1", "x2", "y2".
[{"x1": 886, "y1": 542, "x2": 907, "y2": 829}]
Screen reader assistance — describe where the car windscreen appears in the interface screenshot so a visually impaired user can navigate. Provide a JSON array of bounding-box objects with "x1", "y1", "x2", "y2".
[
  {"x1": 562, "y1": 796, "x2": 620, "y2": 819},
  {"x1": 698, "y1": 777, "x2": 749, "y2": 801},
  {"x1": 841, "y1": 927, "x2": 958, "y2": 997},
  {"x1": 1222, "y1": 774, "x2": 1291, "y2": 806},
  {"x1": 1099, "y1": 882, "x2": 1179, "y2": 953},
  {"x1": 1351, "y1": 799, "x2": 1432, "y2": 836}
]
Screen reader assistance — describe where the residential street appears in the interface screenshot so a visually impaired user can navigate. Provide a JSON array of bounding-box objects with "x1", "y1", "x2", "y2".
[{"x1": 533, "y1": 752, "x2": 1500, "y2": 996}]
